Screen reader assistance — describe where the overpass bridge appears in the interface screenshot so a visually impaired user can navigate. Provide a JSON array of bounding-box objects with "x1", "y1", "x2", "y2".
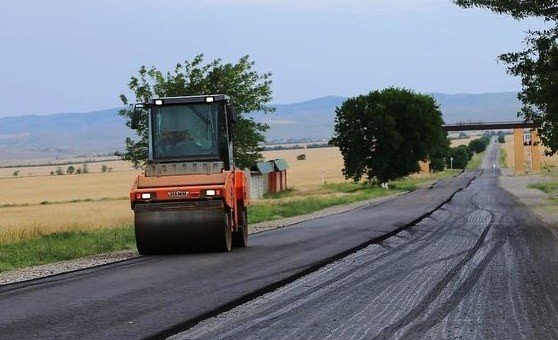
[
  {"x1": 442, "y1": 120, "x2": 537, "y2": 132},
  {"x1": 442, "y1": 120, "x2": 540, "y2": 173}
]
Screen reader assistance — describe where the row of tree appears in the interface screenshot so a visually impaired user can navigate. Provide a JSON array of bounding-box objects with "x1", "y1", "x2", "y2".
[
  {"x1": 12, "y1": 163, "x2": 113, "y2": 177},
  {"x1": 53, "y1": 164, "x2": 113, "y2": 175},
  {"x1": 51, "y1": 164, "x2": 90, "y2": 176},
  {"x1": 448, "y1": 136, "x2": 491, "y2": 169}
]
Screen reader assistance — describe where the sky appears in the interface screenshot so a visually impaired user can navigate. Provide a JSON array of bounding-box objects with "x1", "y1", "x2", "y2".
[{"x1": 0, "y1": 0, "x2": 547, "y2": 116}]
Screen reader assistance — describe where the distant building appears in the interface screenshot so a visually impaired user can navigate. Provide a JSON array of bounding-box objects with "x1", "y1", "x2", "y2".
[{"x1": 246, "y1": 159, "x2": 289, "y2": 199}]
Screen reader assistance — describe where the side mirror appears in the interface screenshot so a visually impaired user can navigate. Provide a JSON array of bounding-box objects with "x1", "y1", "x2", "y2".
[{"x1": 131, "y1": 104, "x2": 144, "y2": 130}]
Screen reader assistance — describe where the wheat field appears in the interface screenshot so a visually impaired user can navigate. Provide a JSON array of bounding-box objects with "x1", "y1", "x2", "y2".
[
  {"x1": 0, "y1": 159, "x2": 137, "y2": 178},
  {"x1": 0, "y1": 148, "x2": 348, "y2": 242}
]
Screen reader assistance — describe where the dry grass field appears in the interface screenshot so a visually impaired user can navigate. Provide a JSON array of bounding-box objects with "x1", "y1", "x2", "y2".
[
  {"x1": 0, "y1": 159, "x2": 136, "y2": 178},
  {"x1": 262, "y1": 147, "x2": 346, "y2": 191},
  {"x1": 449, "y1": 135, "x2": 481, "y2": 147},
  {"x1": 0, "y1": 170, "x2": 139, "y2": 243},
  {"x1": 1, "y1": 148, "x2": 347, "y2": 243},
  {"x1": 0, "y1": 170, "x2": 139, "y2": 205}
]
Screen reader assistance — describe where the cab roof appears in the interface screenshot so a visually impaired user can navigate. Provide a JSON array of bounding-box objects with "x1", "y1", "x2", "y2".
[{"x1": 149, "y1": 94, "x2": 229, "y2": 105}]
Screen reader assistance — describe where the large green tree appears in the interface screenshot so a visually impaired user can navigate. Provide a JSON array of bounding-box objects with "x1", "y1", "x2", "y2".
[
  {"x1": 118, "y1": 54, "x2": 273, "y2": 169},
  {"x1": 330, "y1": 88, "x2": 448, "y2": 184},
  {"x1": 455, "y1": 1, "x2": 558, "y2": 153},
  {"x1": 468, "y1": 136, "x2": 490, "y2": 153},
  {"x1": 429, "y1": 136, "x2": 451, "y2": 172},
  {"x1": 447, "y1": 145, "x2": 472, "y2": 169}
]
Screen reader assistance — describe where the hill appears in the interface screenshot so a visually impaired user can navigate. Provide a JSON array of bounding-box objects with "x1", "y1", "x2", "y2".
[
  {"x1": 252, "y1": 92, "x2": 521, "y2": 141},
  {"x1": 0, "y1": 109, "x2": 129, "y2": 161},
  {"x1": 0, "y1": 92, "x2": 522, "y2": 161}
]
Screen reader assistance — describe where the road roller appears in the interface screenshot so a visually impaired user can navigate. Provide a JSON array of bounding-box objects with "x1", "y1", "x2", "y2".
[{"x1": 128, "y1": 94, "x2": 249, "y2": 254}]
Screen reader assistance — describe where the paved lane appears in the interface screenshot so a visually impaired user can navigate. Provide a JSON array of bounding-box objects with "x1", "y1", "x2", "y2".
[
  {"x1": 0, "y1": 167, "x2": 474, "y2": 339},
  {"x1": 173, "y1": 142, "x2": 558, "y2": 340}
]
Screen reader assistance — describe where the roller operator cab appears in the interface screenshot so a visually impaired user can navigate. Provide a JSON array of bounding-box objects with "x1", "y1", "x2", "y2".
[{"x1": 129, "y1": 95, "x2": 249, "y2": 254}]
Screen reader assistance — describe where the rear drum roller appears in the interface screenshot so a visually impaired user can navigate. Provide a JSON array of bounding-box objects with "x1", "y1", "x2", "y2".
[
  {"x1": 134, "y1": 201, "x2": 232, "y2": 254},
  {"x1": 232, "y1": 206, "x2": 248, "y2": 248}
]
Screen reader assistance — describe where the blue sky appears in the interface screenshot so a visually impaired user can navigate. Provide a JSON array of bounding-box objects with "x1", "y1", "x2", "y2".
[{"x1": 0, "y1": 0, "x2": 545, "y2": 116}]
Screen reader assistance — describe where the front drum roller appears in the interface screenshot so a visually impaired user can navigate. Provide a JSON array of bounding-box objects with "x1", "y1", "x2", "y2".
[{"x1": 134, "y1": 200, "x2": 231, "y2": 254}]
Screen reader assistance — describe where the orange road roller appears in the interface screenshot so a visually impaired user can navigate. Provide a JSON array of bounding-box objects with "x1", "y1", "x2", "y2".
[{"x1": 129, "y1": 95, "x2": 249, "y2": 254}]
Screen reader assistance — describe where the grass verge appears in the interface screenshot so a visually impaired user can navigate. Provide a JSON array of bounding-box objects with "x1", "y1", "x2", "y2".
[
  {"x1": 499, "y1": 148, "x2": 507, "y2": 168},
  {"x1": 0, "y1": 226, "x2": 135, "y2": 273},
  {"x1": 1, "y1": 170, "x2": 460, "y2": 273},
  {"x1": 249, "y1": 185, "x2": 396, "y2": 224},
  {"x1": 467, "y1": 151, "x2": 486, "y2": 170},
  {"x1": 527, "y1": 181, "x2": 558, "y2": 212},
  {"x1": 529, "y1": 181, "x2": 558, "y2": 195},
  {"x1": 249, "y1": 170, "x2": 461, "y2": 224}
]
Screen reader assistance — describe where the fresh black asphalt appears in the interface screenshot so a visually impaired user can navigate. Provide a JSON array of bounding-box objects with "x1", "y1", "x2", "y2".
[{"x1": 171, "y1": 142, "x2": 558, "y2": 340}]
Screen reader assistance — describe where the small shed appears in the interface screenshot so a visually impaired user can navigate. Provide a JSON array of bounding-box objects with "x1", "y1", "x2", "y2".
[
  {"x1": 268, "y1": 159, "x2": 289, "y2": 194},
  {"x1": 247, "y1": 162, "x2": 273, "y2": 199},
  {"x1": 247, "y1": 158, "x2": 290, "y2": 199}
]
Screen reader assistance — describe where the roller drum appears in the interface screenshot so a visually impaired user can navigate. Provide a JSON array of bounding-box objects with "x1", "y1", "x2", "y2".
[{"x1": 134, "y1": 200, "x2": 230, "y2": 254}]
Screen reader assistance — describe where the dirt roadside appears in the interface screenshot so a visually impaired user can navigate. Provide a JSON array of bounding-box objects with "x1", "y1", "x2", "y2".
[{"x1": 499, "y1": 169, "x2": 558, "y2": 225}]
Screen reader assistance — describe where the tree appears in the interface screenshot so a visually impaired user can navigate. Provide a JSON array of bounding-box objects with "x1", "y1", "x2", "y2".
[
  {"x1": 468, "y1": 137, "x2": 490, "y2": 153},
  {"x1": 118, "y1": 54, "x2": 273, "y2": 169},
  {"x1": 454, "y1": 1, "x2": 558, "y2": 153},
  {"x1": 330, "y1": 88, "x2": 447, "y2": 184},
  {"x1": 67, "y1": 165, "x2": 75, "y2": 174},
  {"x1": 430, "y1": 137, "x2": 451, "y2": 172},
  {"x1": 82, "y1": 163, "x2": 89, "y2": 174},
  {"x1": 101, "y1": 164, "x2": 108, "y2": 173},
  {"x1": 12, "y1": 170, "x2": 20, "y2": 177},
  {"x1": 447, "y1": 145, "x2": 471, "y2": 169},
  {"x1": 498, "y1": 135, "x2": 506, "y2": 143},
  {"x1": 55, "y1": 167, "x2": 64, "y2": 176}
]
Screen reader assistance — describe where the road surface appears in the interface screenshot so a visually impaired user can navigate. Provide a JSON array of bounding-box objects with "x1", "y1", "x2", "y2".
[
  {"x1": 172, "y1": 141, "x2": 558, "y2": 340},
  {"x1": 2, "y1": 142, "x2": 558, "y2": 339}
]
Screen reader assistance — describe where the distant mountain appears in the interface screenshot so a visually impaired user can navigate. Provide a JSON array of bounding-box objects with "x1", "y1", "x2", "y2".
[
  {"x1": 0, "y1": 92, "x2": 522, "y2": 161},
  {"x1": 0, "y1": 108, "x2": 129, "y2": 161},
  {"x1": 251, "y1": 92, "x2": 521, "y2": 141},
  {"x1": 249, "y1": 96, "x2": 347, "y2": 141}
]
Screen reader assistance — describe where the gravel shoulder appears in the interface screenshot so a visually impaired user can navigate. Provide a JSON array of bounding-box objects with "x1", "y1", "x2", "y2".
[
  {"x1": 0, "y1": 191, "x2": 407, "y2": 286},
  {"x1": 499, "y1": 169, "x2": 558, "y2": 225}
]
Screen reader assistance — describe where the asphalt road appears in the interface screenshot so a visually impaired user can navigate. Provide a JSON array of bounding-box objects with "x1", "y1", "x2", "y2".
[
  {"x1": 0, "y1": 167, "x2": 473, "y2": 339},
  {"x1": 172, "y1": 142, "x2": 558, "y2": 340},
  {"x1": 3, "y1": 142, "x2": 557, "y2": 340}
]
